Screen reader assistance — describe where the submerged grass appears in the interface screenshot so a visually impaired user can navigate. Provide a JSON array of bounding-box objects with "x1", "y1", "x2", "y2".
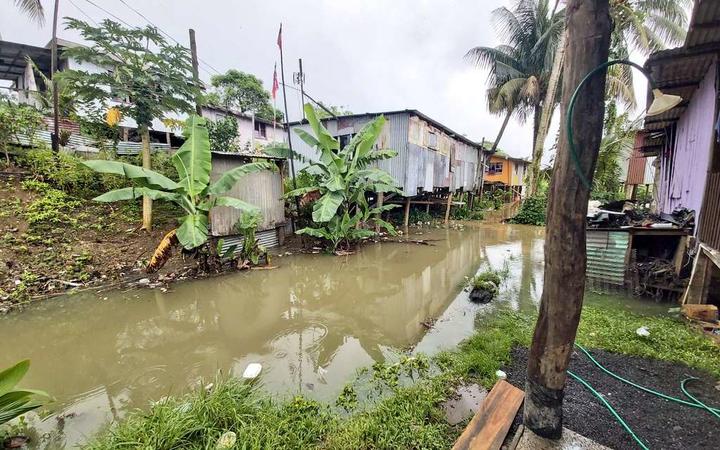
[{"x1": 85, "y1": 304, "x2": 718, "y2": 449}]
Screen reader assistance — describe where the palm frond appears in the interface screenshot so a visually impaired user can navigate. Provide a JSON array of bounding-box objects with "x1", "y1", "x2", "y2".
[{"x1": 14, "y1": 0, "x2": 44, "y2": 25}]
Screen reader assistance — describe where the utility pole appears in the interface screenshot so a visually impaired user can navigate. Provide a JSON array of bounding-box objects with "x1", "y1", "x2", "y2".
[
  {"x1": 189, "y1": 29, "x2": 203, "y2": 116},
  {"x1": 524, "y1": 0, "x2": 612, "y2": 439},
  {"x1": 277, "y1": 23, "x2": 300, "y2": 231},
  {"x1": 51, "y1": 0, "x2": 60, "y2": 152},
  {"x1": 295, "y1": 58, "x2": 306, "y2": 120}
]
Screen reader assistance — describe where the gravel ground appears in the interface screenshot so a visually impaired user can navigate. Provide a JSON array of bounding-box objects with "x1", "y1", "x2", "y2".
[{"x1": 504, "y1": 347, "x2": 720, "y2": 450}]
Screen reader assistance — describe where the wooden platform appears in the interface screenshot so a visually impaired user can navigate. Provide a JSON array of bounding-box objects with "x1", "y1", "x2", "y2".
[{"x1": 452, "y1": 380, "x2": 525, "y2": 450}]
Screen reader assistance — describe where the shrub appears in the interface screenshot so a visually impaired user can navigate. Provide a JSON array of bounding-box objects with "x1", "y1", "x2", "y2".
[
  {"x1": 508, "y1": 195, "x2": 547, "y2": 225},
  {"x1": 17, "y1": 148, "x2": 103, "y2": 197},
  {"x1": 24, "y1": 187, "x2": 81, "y2": 227},
  {"x1": 207, "y1": 116, "x2": 240, "y2": 152},
  {"x1": 470, "y1": 270, "x2": 502, "y2": 288}
]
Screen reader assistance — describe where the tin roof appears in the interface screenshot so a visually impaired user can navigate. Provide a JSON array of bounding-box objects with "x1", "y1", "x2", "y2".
[
  {"x1": 289, "y1": 109, "x2": 484, "y2": 150},
  {"x1": 641, "y1": 0, "x2": 720, "y2": 136}
]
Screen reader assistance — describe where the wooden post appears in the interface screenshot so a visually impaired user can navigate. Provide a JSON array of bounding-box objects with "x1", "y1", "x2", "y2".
[
  {"x1": 426, "y1": 203, "x2": 430, "y2": 214},
  {"x1": 524, "y1": 0, "x2": 612, "y2": 439},
  {"x1": 375, "y1": 192, "x2": 384, "y2": 233},
  {"x1": 140, "y1": 125, "x2": 153, "y2": 230},
  {"x1": 403, "y1": 197, "x2": 411, "y2": 230},
  {"x1": 50, "y1": 0, "x2": 60, "y2": 152},
  {"x1": 444, "y1": 190, "x2": 453, "y2": 224},
  {"x1": 189, "y1": 29, "x2": 203, "y2": 116}
]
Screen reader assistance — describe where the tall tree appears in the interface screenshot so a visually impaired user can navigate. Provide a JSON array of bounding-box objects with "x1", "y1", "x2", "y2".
[
  {"x1": 466, "y1": 0, "x2": 565, "y2": 153},
  {"x1": 207, "y1": 70, "x2": 283, "y2": 122},
  {"x1": 524, "y1": 0, "x2": 612, "y2": 438},
  {"x1": 527, "y1": 0, "x2": 689, "y2": 195},
  {"x1": 61, "y1": 18, "x2": 198, "y2": 231}
]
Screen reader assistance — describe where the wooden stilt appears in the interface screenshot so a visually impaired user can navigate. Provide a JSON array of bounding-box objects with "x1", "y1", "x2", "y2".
[
  {"x1": 445, "y1": 190, "x2": 453, "y2": 225},
  {"x1": 426, "y1": 203, "x2": 430, "y2": 214},
  {"x1": 403, "y1": 197, "x2": 411, "y2": 230},
  {"x1": 375, "y1": 192, "x2": 384, "y2": 233}
]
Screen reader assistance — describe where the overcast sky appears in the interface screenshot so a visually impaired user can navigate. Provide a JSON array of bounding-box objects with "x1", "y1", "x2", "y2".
[{"x1": 1, "y1": 0, "x2": 649, "y2": 160}]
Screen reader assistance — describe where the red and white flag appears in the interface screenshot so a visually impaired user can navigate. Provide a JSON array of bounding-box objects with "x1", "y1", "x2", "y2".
[
  {"x1": 272, "y1": 63, "x2": 279, "y2": 100},
  {"x1": 277, "y1": 23, "x2": 282, "y2": 50}
]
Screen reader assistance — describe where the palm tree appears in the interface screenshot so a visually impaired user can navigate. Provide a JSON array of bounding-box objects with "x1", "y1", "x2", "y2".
[
  {"x1": 12, "y1": 0, "x2": 44, "y2": 24},
  {"x1": 527, "y1": 0, "x2": 689, "y2": 195},
  {"x1": 466, "y1": 0, "x2": 564, "y2": 154}
]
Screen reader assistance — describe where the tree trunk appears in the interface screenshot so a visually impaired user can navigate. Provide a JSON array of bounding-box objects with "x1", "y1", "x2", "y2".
[
  {"x1": 490, "y1": 109, "x2": 512, "y2": 152},
  {"x1": 524, "y1": 0, "x2": 611, "y2": 439},
  {"x1": 140, "y1": 126, "x2": 153, "y2": 231},
  {"x1": 528, "y1": 30, "x2": 567, "y2": 196}
]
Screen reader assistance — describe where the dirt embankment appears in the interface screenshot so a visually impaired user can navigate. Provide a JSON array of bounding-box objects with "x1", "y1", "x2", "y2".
[{"x1": 0, "y1": 176, "x2": 189, "y2": 312}]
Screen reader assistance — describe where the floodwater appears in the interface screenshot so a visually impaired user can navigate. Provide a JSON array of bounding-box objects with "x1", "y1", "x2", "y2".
[{"x1": 0, "y1": 223, "x2": 666, "y2": 447}]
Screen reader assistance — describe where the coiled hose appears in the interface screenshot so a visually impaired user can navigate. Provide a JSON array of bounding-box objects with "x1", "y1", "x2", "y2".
[{"x1": 568, "y1": 344, "x2": 720, "y2": 449}]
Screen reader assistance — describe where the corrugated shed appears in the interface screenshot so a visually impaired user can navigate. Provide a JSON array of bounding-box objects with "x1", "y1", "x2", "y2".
[
  {"x1": 218, "y1": 229, "x2": 280, "y2": 254},
  {"x1": 209, "y1": 154, "x2": 285, "y2": 236},
  {"x1": 685, "y1": 0, "x2": 720, "y2": 48},
  {"x1": 627, "y1": 134, "x2": 649, "y2": 185},
  {"x1": 699, "y1": 172, "x2": 720, "y2": 250},
  {"x1": 586, "y1": 231, "x2": 630, "y2": 285}
]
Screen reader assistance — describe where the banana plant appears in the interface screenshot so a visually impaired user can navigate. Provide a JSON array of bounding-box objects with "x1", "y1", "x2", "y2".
[
  {"x1": 0, "y1": 360, "x2": 50, "y2": 426},
  {"x1": 83, "y1": 115, "x2": 274, "y2": 259},
  {"x1": 267, "y1": 104, "x2": 402, "y2": 250}
]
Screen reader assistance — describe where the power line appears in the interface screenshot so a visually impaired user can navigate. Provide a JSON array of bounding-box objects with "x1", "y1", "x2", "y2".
[
  {"x1": 79, "y1": 0, "x2": 218, "y2": 78},
  {"x1": 116, "y1": 0, "x2": 222, "y2": 75},
  {"x1": 68, "y1": 0, "x2": 99, "y2": 25}
]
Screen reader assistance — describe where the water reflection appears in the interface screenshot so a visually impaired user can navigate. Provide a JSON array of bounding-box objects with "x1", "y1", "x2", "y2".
[{"x1": 0, "y1": 224, "x2": 546, "y2": 448}]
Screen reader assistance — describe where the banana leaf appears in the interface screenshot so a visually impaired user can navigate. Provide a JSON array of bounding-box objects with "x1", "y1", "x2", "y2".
[
  {"x1": 176, "y1": 213, "x2": 209, "y2": 250},
  {"x1": 173, "y1": 115, "x2": 212, "y2": 197},
  {"x1": 312, "y1": 191, "x2": 344, "y2": 223},
  {"x1": 208, "y1": 162, "x2": 275, "y2": 195},
  {"x1": 82, "y1": 160, "x2": 179, "y2": 191}
]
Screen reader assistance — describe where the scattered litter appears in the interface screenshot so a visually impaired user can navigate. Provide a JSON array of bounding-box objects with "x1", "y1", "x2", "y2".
[
  {"x1": 636, "y1": 326, "x2": 650, "y2": 337},
  {"x1": 215, "y1": 431, "x2": 237, "y2": 449},
  {"x1": 242, "y1": 363, "x2": 262, "y2": 379},
  {"x1": 495, "y1": 370, "x2": 507, "y2": 380},
  {"x1": 137, "y1": 278, "x2": 150, "y2": 285}
]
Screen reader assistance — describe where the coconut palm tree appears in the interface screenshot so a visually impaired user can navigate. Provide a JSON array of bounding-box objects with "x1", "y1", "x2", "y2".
[
  {"x1": 465, "y1": 0, "x2": 564, "y2": 154},
  {"x1": 527, "y1": 0, "x2": 689, "y2": 195},
  {"x1": 12, "y1": 0, "x2": 44, "y2": 24}
]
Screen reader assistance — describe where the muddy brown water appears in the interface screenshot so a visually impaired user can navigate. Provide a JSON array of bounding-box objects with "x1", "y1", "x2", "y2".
[{"x1": 0, "y1": 224, "x2": 667, "y2": 448}]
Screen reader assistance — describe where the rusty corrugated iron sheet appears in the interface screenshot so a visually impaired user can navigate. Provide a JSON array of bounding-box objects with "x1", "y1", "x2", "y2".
[
  {"x1": 699, "y1": 172, "x2": 720, "y2": 250},
  {"x1": 626, "y1": 134, "x2": 648, "y2": 185},
  {"x1": 586, "y1": 230, "x2": 630, "y2": 285}
]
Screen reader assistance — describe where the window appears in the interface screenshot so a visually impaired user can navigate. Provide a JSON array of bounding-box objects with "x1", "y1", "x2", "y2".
[
  {"x1": 254, "y1": 121, "x2": 267, "y2": 139},
  {"x1": 486, "y1": 162, "x2": 503, "y2": 174},
  {"x1": 427, "y1": 131, "x2": 437, "y2": 149},
  {"x1": 336, "y1": 133, "x2": 355, "y2": 148}
]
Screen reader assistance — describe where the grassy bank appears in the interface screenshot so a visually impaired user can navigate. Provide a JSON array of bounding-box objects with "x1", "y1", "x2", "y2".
[{"x1": 84, "y1": 303, "x2": 719, "y2": 449}]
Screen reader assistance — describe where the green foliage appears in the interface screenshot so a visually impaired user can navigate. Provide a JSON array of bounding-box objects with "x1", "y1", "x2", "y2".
[
  {"x1": 0, "y1": 101, "x2": 44, "y2": 163},
  {"x1": 273, "y1": 104, "x2": 402, "y2": 251},
  {"x1": 312, "y1": 104, "x2": 353, "y2": 119},
  {"x1": 84, "y1": 115, "x2": 273, "y2": 250},
  {"x1": 470, "y1": 270, "x2": 502, "y2": 288},
  {"x1": 60, "y1": 18, "x2": 197, "y2": 129},
  {"x1": 477, "y1": 189, "x2": 513, "y2": 210},
  {"x1": 17, "y1": 148, "x2": 103, "y2": 198},
  {"x1": 207, "y1": 70, "x2": 283, "y2": 122},
  {"x1": 234, "y1": 210, "x2": 265, "y2": 265},
  {"x1": 0, "y1": 360, "x2": 50, "y2": 426},
  {"x1": 450, "y1": 206, "x2": 484, "y2": 221},
  {"x1": 23, "y1": 185, "x2": 81, "y2": 228},
  {"x1": 508, "y1": 195, "x2": 547, "y2": 225},
  {"x1": 592, "y1": 104, "x2": 637, "y2": 201},
  {"x1": 206, "y1": 116, "x2": 239, "y2": 152}
]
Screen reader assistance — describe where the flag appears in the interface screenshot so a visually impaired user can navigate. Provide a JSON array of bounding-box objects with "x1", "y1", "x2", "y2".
[
  {"x1": 277, "y1": 23, "x2": 282, "y2": 50},
  {"x1": 272, "y1": 63, "x2": 279, "y2": 100}
]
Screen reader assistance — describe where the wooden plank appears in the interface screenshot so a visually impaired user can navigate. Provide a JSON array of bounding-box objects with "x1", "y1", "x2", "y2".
[{"x1": 452, "y1": 380, "x2": 524, "y2": 450}]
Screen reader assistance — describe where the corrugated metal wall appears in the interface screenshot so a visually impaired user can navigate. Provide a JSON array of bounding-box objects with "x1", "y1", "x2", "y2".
[
  {"x1": 586, "y1": 230, "x2": 630, "y2": 285},
  {"x1": 209, "y1": 155, "x2": 285, "y2": 236},
  {"x1": 290, "y1": 112, "x2": 483, "y2": 197}
]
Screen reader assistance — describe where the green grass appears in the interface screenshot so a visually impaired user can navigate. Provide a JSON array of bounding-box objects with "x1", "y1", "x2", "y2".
[{"x1": 84, "y1": 304, "x2": 718, "y2": 449}]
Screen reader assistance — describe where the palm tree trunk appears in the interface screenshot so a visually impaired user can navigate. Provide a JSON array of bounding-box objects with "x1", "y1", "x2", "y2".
[
  {"x1": 524, "y1": 0, "x2": 612, "y2": 438},
  {"x1": 140, "y1": 125, "x2": 152, "y2": 231},
  {"x1": 529, "y1": 30, "x2": 567, "y2": 196},
  {"x1": 490, "y1": 109, "x2": 513, "y2": 152}
]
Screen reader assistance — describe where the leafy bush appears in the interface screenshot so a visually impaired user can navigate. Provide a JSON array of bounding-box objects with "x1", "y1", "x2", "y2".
[
  {"x1": 207, "y1": 116, "x2": 239, "y2": 153},
  {"x1": 508, "y1": 195, "x2": 547, "y2": 225},
  {"x1": 17, "y1": 148, "x2": 103, "y2": 197},
  {"x1": 24, "y1": 187, "x2": 82, "y2": 227},
  {"x1": 450, "y1": 206, "x2": 484, "y2": 221},
  {"x1": 233, "y1": 210, "x2": 266, "y2": 266},
  {"x1": 0, "y1": 102, "x2": 44, "y2": 164},
  {"x1": 470, "y1": 270, "x2": 502, "y2": 288},
  {"x1": 0, "y1": 360, "x2": 50, "y2": 427}
]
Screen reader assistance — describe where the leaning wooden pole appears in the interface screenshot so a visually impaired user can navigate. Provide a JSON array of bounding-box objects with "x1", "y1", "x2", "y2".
[
  {"x1": 524, "y1": 0, "x2": 611, "y2": 439},
  {"x1": 50, "y1": 0, "x2": 60, "y2": 152}
]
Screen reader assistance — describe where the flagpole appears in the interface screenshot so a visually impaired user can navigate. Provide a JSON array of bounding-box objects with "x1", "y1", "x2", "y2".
[{"x1": 278, "y1": 23, "x2": 300, "y2": 232}]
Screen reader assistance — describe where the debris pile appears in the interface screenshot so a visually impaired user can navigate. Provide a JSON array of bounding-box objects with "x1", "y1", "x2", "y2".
[
  {"x1": 632, "y1": 257, "x2": 686, "y2": 299},
  {"x1": 587, "y1": 200, "x2": 695, "y2": 230}
]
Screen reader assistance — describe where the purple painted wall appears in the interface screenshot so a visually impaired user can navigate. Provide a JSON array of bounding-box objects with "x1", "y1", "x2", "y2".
[{"x1": 658, "y1": 62, "x2": 716, "y2": 219}]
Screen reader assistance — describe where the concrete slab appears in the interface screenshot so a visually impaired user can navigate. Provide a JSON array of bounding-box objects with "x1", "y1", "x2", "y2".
[
  {"x1": 442, "y1": 383, "x2": 488, "y2": 425},
  {"x1": 513, "y1": 427, "x2": 611, "y2": 450}
]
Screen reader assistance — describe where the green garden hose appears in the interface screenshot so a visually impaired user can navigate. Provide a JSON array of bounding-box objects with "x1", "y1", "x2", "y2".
[
  {"x1": 575, "y1": 344, "x2": 720, "y2": 415},
  {"x1": 680, "y1": 377, "x2": 720, "y2": 420},
  {"x1": 567, "y1": 369, "x2": 650, "y2": 450}
]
